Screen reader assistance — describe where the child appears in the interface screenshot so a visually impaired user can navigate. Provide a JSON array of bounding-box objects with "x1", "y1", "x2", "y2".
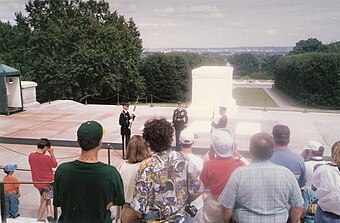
[
  {"x1": 301, "y1": 187, "x2": 317, "y2": 223},
  {"x1": 3, "y1": 164, "x2": 20, "y2": 218}
]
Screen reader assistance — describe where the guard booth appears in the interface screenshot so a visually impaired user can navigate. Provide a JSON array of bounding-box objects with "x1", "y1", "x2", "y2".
[{"x1": 0, "y1": 64, "x2": 24, "y2": 115}]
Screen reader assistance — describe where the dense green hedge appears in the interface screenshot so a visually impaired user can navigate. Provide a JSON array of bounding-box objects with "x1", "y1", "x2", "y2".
[{"x1": 274, "y1": 53, "x2": 340, "y2": 108}]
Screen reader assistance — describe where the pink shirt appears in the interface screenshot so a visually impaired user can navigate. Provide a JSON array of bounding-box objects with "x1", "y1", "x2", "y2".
[
  {"x1": 28, "y1": 152, "x2": 58, "y2": 188},
  {"x1": 200, "y1": 156, "x2": 244, "y2": 199}
]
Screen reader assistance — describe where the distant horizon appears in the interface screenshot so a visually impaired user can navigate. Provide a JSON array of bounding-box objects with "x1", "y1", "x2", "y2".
[{"x1": 144, "y1": 46, "x2": 294, "y2": 49}]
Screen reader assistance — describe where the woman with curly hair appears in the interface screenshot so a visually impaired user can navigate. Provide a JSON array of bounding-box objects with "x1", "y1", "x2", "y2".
[
  {"x1": 131, "y1": 118, "x2": 202, "y2": 223},
  {"x1": 312, "y1": 141, "x2": 340, "y2": 222}
]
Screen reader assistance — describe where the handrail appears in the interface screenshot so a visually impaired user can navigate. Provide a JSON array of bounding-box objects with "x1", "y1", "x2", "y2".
[
  {"x1": 0, "y1": 143, "x2": 121, "y2": 222},
  {"x1": 0, "y1": 181, "x2": 57, "y2": 223}
]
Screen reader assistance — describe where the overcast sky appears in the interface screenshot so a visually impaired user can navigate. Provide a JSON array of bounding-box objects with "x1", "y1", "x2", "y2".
[{"x1": 1, "y1": 0, "x2": 340, "y2": 48}]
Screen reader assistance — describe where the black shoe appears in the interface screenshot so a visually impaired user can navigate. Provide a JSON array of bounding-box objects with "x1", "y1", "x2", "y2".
[
  {"x1": 47, "y1": 216, "x2": 55, "y2": 222},
  {"x1": 12, "y1": 213, "x2": 20, "y2": 218}
]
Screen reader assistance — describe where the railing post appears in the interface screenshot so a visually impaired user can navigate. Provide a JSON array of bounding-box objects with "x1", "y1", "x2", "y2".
[
  {"x1": 107, "y1": 144, "x2": 111, "y2": 165},
  {"x1": 0, "y1": 183, "x2": 6, "y2": 223},
  {"x1": 304, "y1": 99, "x2": 308, "y2": 113},
  {"x1": 150, "y1": 94, "x2": 153, "y2": 107},
  {"x1": 54, "y1": 206, "x2": 58, "y2": 222}
]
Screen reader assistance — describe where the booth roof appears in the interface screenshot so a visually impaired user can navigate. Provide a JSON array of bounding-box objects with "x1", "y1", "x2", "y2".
[{"x1": 0, "y1": 64, "x2": 21, "y2": 77}]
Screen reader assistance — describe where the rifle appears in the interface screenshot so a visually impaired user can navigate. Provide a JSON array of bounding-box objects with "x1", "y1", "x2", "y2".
[
  {"x1": 129, "y1": 96, "x2": 139, "y2": 129},
  {"x1": 210, "y1": 106, "x2": 215, "y2": 134}
]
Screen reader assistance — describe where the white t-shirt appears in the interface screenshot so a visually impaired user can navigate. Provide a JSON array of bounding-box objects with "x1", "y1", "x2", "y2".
[
  {"x1": 119, "y1": 162, "x2": 141, "y2": 203},
  {"x1": 312, "y1": 163, "x2": 340, "y2": 215},
  {"x1": 305, "y1": 160, "x2": 328, "y2": 187},
  {"x1": 187, "y1": 153, "x2": 204, "y2": 172},
  {"x1": 186, "y1": 153, "x2": 204, "y2": 209}
]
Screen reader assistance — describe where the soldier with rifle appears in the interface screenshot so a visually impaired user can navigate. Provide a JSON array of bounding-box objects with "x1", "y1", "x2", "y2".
[
  {"x1": 119, "y1": 99, "x2": 137, "y2": 159},
  {"x1": 211, "y1": 105, "x2": 228, "y2": 130}
]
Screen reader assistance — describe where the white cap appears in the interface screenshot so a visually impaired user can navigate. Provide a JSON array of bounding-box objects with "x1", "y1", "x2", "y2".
[
  {"x1": 307, "y1": 140, "x2": 323, "y2": 151},
  {"x1": 179, "y1": 129, "x2": 195, "y2": 145},
  {"x1": 211, "y1": 128, "x2": 233, "y2": 158},
  {"x1": 219, "y1": 105, "x2": 227, "y2": 110}
]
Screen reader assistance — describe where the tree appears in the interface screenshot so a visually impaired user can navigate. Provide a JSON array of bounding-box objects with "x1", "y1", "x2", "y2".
[
  {"x1": 289, "y1": 38, "x2": 326, "y2": 55},
  {"x1": 139, "y1": 52, "x2": 226, "y2": 102},
  {"x1": 274, "y1": 53, "x2": 340, "y2": 108},
  {"x1": 228, "y1": 53, "x2": 259, "y2": 76},
  {"x1": 139, "y1": 53, "x2": 190, "y2": 102},
  {"x1": 13, "y1": 0, "x2": 144, "y2": 102},
  {"x1": 325, "y1": 41, "x2": 340, "y2": 53},
  {"x1": 0, "y1": 20, "x2": 29, "y2": 68},
  {"x1": 258, "y1": 55, "x2": 282, "y2": 78}
]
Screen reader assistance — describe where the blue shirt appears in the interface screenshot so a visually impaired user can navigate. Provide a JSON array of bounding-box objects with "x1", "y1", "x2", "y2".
[
  {"x1": 301, "y1": 187, "x2": 316, "y2": 223},
  {"x1": 271, "y1": 148, "x2": 307, "y2": 187},
  {"x1": 218, "y1": 160, "x2": 304, "y2": 223}
]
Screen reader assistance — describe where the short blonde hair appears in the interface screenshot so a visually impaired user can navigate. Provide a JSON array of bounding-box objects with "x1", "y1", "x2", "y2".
[
  {"x1": 126, "y1": 135, "x2": 151, "y2": 164},
  {"x1": 331, "y1": 141, "x2": 340, "y2": 165}
]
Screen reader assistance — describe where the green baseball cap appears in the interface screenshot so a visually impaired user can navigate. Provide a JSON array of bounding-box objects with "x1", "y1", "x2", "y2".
[{"x1": 77, "y1": 121, "x2": 103, "y2": 142}]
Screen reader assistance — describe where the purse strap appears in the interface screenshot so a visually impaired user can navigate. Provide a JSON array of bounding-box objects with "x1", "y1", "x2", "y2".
[
  {"x1": 185, "y1": 157, "x2": 191, "y2": 206},
  {"x1": 327, "y1": 163, "x2": 340, "y2": 171}
]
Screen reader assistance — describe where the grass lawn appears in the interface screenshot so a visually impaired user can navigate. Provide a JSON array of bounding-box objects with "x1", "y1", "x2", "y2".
[{"x1": 233, "y1": 88, "x2": 279, "y2": 107}]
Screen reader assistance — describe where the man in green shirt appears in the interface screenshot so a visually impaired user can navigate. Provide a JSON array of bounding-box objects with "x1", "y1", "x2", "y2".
[{"x1": 53, "y1": 120, "x2": 125, "y2": 223}]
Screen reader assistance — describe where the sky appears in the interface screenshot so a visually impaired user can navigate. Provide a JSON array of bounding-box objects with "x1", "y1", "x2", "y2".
[{"x1": 1, "y1": 0, "x2": 340, "y2": 48}]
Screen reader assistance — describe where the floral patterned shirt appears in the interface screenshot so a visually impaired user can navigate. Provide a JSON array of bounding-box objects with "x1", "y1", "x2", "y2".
[{"x1": 131, "y1": 150, "x2": 202, "y2": 222}]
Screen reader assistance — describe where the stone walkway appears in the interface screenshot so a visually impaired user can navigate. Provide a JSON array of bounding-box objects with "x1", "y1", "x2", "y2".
[{"x1": 264, "y1": 88, "x2": 295, "y2": 108}]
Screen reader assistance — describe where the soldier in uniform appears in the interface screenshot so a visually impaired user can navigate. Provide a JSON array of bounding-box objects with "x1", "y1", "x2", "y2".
[
  {"x1": 172, "y1": 101, "x2": 188, "y2": 150},
  {"x1": 211, "y1": 105, "x2": 228, "y2": 129},
  {"x1": 119, "y1": 101, "x2": 135, "y2": 159}
]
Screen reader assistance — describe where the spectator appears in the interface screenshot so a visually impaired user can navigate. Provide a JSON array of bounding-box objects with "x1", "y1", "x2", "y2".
[
  {"x1": 28, "y1": 138, "x2": 57, "y2": 222},
  {"x1": 3, "y1": 164, "x2": 20, "y2": 218},
  {"x1": 270, "y1": 124, "x2": 307, "y2": 187},
  {"x1": 312, "y1": 141, "x2": 340, "y2": 222},
  {"x1": 131, "y1": 118, "x2": 202, "y2": 223},
  {"x1": 179, "y1": 129, "x2": 204, "y2": 223},
  {"x1": 302, "y1": 141, "x2": 328, "y2": 187},
  {"x1": 301, "y1": 140, "x2": 325, "y2": 161},
  {"x1": 53, "y1": 120, "x2": 125, "y2": 223},
  {"x1": 302, "y1": 152, "x2": 320, "y2": 223},
  {"x1": 117, "y1": 135, "x2": 150, "y2": 223},
  {"x1": 218, "y1": 132, "x2": 304, "y2": 223},
  {"x1": 301, "y1": 187, "x2": 317, "y2": 223},
  {"x1": 200, "y1": 128, "x2": 245, "y2": 223}
]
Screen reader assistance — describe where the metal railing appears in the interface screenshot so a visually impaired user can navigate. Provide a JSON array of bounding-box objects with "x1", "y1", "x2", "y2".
[
  {"x1": 0, "y1": 181, "x2": 58, "y2": 223},
  {"x1": 0, "y1": 144, "x2": 121, "y2": 223}
]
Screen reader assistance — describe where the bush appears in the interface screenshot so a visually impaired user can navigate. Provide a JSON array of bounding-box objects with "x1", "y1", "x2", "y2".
[{"x1": 274, "y1": 53, "x2": 340, "y2": 108}]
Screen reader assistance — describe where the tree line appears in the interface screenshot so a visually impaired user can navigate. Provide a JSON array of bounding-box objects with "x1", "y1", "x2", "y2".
[{"x1": 274, "y1": 39, "x2": 340, "y2": 108}]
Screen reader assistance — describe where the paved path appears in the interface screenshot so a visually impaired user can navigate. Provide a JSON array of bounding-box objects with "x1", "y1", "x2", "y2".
[{"x1": 264, "y1": 88, "x2": 295, "y2": 108}]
